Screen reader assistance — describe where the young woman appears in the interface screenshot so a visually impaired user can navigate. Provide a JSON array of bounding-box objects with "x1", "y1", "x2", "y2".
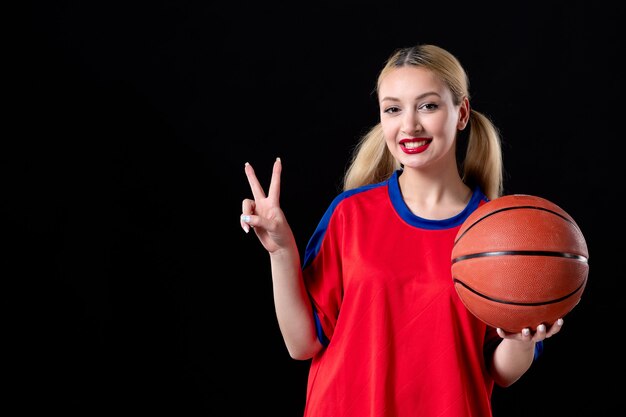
[{"x1": 240, "y1": 44, "x2": 562, "y2": 417}]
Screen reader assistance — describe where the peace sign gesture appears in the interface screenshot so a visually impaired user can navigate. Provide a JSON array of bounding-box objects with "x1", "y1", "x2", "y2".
[{"x1": 240, "y1": 158, "x2": 296, "y2": 254}]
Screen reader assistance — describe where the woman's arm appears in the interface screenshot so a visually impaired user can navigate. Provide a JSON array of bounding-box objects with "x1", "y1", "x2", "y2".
[
  {"x1": 241, "y1": 158, "x2": 323, "y2": 360},
  {"x1": 489, "y1": 319, "x2": 563, "y2": 387}
]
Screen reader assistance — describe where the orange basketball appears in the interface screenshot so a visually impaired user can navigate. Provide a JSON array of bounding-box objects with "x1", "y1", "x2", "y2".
[{"x1": 451, "y1": 194, "x2": 589, "y2": 333}]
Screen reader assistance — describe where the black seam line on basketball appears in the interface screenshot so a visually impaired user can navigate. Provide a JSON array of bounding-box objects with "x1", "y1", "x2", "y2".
[
  {"x1": 451, "y1": 250, "x2": 588, "y2": 264},
  {"x1": 452, "y1": 278, "x2": 587, "y2": 306},
  {"x1": 453, "y1": 205, "x2": 580, "y2": 245}
]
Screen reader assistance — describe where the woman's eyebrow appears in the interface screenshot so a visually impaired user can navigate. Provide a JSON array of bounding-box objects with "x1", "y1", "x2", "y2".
[{"x1": 379, "y1": 91, "x2": 442, "y2": 102}]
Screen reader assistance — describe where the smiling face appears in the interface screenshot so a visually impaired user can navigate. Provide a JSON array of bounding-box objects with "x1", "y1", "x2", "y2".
[{"x1": 378, "y1": 66, "x2": 469, "y2": 171}]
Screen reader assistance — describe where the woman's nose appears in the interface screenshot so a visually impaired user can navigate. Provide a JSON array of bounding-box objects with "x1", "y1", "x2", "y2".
[{"x1": 401, "y1": 113, "x2": 422, "y2": 136}]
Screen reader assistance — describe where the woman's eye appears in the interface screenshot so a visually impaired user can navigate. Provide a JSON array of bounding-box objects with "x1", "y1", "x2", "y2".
[
  {"x1": 384, "y1": 106, "x2": 400, "y2": 114},
  {"x1": 420, "y1": 103, "x2": 439, "y2": 111}
]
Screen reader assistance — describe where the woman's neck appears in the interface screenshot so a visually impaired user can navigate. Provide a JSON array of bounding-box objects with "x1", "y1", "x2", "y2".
[{"x1": 397, "y1": 167, "x2": 472, "y2": 220}]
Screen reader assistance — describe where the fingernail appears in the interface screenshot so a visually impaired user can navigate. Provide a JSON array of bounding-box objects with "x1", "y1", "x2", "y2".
[
  {"x1": 276, "y1": 157, "x2": 281, "y2": 162},
  {"x1": 245, "y1": 162, "x2": 250, "y2": 167},
  {"x1": 241, "y1": 215, "x2": 251, "y2": 223},
  {"x1": 557, "y1": 318, "x2": 564, "y2": 326},
  {"x1": 242, "y1": 224, "x2": 250, "y2": 233},
  {"x1": 538, "y1": 324, "x2": 546, "y2": 332},
  {"x1": 522, "y1": 328, "x2": 530, "y2": 336}
]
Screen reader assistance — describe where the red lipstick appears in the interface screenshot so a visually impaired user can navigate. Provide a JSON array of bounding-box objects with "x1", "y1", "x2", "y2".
[{"x1": 399, "y1": 138, "x2": 432, "y2": 154}]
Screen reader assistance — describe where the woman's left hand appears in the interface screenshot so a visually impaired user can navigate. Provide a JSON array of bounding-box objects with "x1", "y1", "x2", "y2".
[{"x1": 496, "y1": 318, "x2": 564, "y2": 342}]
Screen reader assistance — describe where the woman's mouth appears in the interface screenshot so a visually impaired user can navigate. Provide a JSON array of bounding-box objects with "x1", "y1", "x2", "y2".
[{"x1": 400, "y1": 138, "x2": 432, "y2": 154}]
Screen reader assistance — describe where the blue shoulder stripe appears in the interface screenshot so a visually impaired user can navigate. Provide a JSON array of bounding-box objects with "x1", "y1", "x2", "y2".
[{"x1": 302, "y1": 181, "x2": 386, "y2": 269}]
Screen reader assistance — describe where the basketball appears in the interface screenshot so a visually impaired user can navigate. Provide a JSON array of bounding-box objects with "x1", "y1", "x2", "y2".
[{"x1": 451, "y1": 194, "x2": 589, "y2": 333}]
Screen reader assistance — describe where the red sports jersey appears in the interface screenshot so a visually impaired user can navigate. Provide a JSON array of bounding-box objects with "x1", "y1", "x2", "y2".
[{"x1": 301, "y1": 169, "x2": 499, "y2": 417}]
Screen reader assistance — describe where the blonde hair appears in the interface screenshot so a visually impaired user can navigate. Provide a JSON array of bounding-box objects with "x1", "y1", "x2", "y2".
[{"x1": 343, "y1": 44, "x2": 503, "y2": 200}]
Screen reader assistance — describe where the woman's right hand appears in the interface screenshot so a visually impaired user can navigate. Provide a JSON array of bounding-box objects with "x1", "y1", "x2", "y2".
[{"x1": 240, "y1": 158, "x2": 295, "y2": 253}]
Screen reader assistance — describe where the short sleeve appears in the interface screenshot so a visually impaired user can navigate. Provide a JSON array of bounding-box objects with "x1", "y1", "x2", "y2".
[{"x1": 302, "y1": 201, "x2": 346, "y2": 345}]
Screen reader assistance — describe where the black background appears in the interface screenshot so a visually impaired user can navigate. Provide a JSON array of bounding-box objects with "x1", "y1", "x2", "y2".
[{"x1": 16, "y1": 1, "x2": 623, "y2": 415}]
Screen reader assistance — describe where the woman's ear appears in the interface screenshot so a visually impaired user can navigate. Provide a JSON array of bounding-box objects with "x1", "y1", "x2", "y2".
[{"x1": 457, "y1": 97, "x2": 470, "y2": 130}]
